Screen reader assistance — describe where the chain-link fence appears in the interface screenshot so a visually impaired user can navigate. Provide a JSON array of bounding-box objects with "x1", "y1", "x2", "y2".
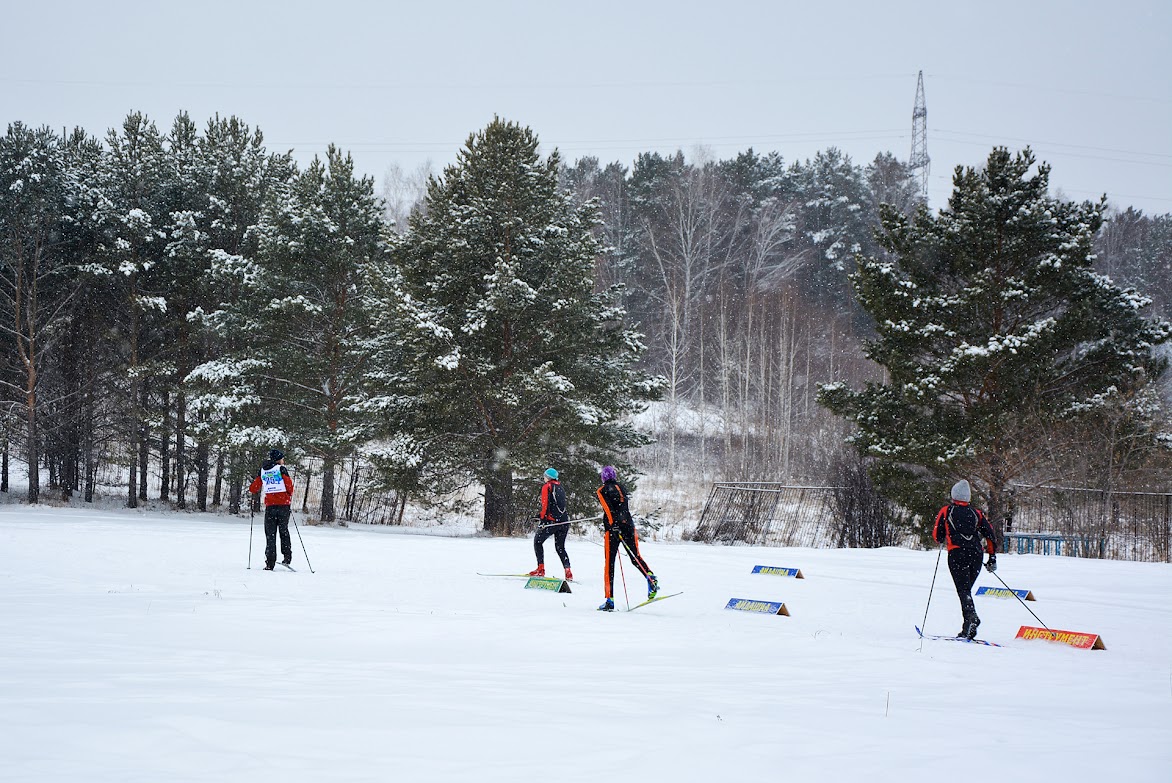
[
  {"x1": 1007, "y1": 485, "x2": 1172, "y2": 563},
  {"x1": 691, "y1": 481, "x2": 1172, "y2": 562},
  {"x1": 689, "y1": 483, "x2": 841, "y2": 547}
]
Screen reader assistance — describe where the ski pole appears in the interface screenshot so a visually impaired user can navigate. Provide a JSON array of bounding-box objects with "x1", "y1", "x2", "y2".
[
  {"x1": 289, "y1": 510, "x2": 315, "y2": 573},
  {"x1": 247, "y1": 495, "x2": 255, "y2": 569},
  {"x1": 533, "y1": 514, "x2": 604, "y2": 529},
  {"x1": 918, "y1": 543, "x2": 944, "y2": 652},
  {"x1": 616, "y1": 547, "x2": 630, "y2": 611},
  {"x1": 615, "y1": 527, "x2": 652, "y2": 581},
  {"x1": 990, "y1": 567, "x2": 1051, "y2": 633}
]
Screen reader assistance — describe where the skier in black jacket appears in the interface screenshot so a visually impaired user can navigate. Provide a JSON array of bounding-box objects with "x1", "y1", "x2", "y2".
[
  {"x1": 595, "y1": 465, "x2": 658, "y2": 611},
  {"x1": 933, "y1": 479, "x2": 998, "y2": 639},
  {"x1": 528, "y1": 468, "x2": 572, "y2": 580}
]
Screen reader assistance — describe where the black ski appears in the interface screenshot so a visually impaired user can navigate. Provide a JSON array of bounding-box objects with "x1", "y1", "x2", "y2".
[{"x1": 915, "y1": 625, "x2": 1000, "y2": 647}]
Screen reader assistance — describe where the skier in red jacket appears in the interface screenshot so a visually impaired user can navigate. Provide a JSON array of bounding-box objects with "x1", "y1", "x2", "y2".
[
  {"x1": 933, "y1": 479, "x2": 997, "y2": 639},
  {"x1": 528, "y1": 468, "x2": 572, "y2": 580},
  {"x1": 248, "y1": 449, "x2": 294, "y2": 570}
]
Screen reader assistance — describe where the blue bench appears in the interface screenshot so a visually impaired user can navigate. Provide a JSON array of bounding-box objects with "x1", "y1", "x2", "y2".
[
  {"x1": 1003, "y1": 532, "x2": 1066, "y2": 555},
  {"x1": 1002, "y1": 532, "x2": 1106, "y2": 557}
]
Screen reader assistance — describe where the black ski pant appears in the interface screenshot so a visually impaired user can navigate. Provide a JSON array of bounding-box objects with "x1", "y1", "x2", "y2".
[
  {"x1": 264, "y1": 505, "x2": 292, "y2": 567},
  {"x1": 603, "y1": 522, "x2": 652, "y2": 599},
  {"x1": 947, "y1": 547, "x2": 984, "y2": 628},
  {"x1": 533, "y1": 523, "x2": 571, "y2": 569}
]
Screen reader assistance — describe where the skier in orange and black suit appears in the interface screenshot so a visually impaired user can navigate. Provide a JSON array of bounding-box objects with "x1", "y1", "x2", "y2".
[
  {"x1": 595, "y1": 465, "x2": 658, "y2": 611},
  {"x1": 933, "y1": 479, "x2": 997, "y2": 639}
]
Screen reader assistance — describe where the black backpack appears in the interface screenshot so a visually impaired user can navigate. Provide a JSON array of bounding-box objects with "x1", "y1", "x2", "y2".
[
  {"x1": 549, "y1": 482, "x2": 568, "y2": 522},
  {"x1": 947, "y1": 504, "x2": 980, "y2": 542}
]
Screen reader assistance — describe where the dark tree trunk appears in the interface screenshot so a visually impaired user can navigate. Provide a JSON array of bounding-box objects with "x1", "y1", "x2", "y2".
[
  {"x1": 126, "y1": 295, "x2": 139, "y2": 509},
  {"x1": 301, "y1": 470, "x2": 312, "y2": 513},
  {"x1": 84, "y1": 433, "x2": 95, "y2": 503},
  {"x1": 212, "y1": 450, "x2": 224, "y2": 506},
  {"x1": 138, "y1": 379, "x2": 149, "y2": 501},
  {"x1": 345, "y1": 459, "x2": 361, "y2": 520},
  {"x1": 320, "y1": 459, "x2": 336, "y2": 523},
  {"x1": 59, "y1": 433, "x2": 77, "y2": 502},
  {"x1": 26, "y1": 387, "x2": 39, "y2": 504},
  {"x1": 228, "y1": 453, "x2": 243, "y2": 515},
  {"x1": 483, "y1": 464, "x2": 515, "y2": 535},
  {"x1": 175, "y1": 391, "x2": 186, "y2": 509},
  {"x1": 127, "y1": 448, "x2": 137, "y2": 510},
  {"x1": 81, "y1": 310, "x2": 96, "y2": 504},
  {"x1": 987, "y1": 448, "x2": 1007, "y2": 546},
  {"x1": 159, "y1": 389, "x2": 170, "y2": 501},
  {"x1": 196, "y1": 441, "x2": 209, "y2": 511}
]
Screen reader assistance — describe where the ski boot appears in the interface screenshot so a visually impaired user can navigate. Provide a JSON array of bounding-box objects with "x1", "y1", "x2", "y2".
[
  {"x1": 263, "y1": 563, "x2": 275, "y2": 571},
  {"x1": 527, "y1": 564, "x2": 545, "y2": 577},
  {"x1": 961, "y1": 616, "x2": 980, "y2": 640},
  {"x1": 564, "y1": 568, "x2": 573, "y2": 582},
  {"x1": 646, "y1": 573, "x2": 659, "y2": 600},
  {"x1": 598, "y1": 598, "x2": 614, "y2": 612}
]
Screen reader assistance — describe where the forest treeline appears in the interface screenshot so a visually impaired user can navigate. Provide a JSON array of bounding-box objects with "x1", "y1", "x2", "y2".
[{"x1": 2, "y1": 112, "x2": 1170, "y2": 528}]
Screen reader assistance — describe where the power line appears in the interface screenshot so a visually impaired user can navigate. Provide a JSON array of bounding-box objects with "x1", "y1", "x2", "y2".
[
  {"x1": 934, "y1": 128, "x2": 1172, "y2": 161},
  {"x1": 928, "y1": 172, "x2": 1172, "y2": 205},
  {"x1": 272, "y1": 128, "x2": 909, "y2": 149},
  {"x1": 927, "y1": 74, "x2": 1172, "y2": 105},
  {"x1": 931, "y1": 134, "x2": 1172, "y2": 169},
  {"x1": 0, "y1": 72, "x2": 921, "y2": 90}
]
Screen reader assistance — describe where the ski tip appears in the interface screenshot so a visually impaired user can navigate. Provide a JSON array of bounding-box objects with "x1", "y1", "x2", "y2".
[{"x1": 627, "y1": 591, "x2": 683, "y2": 611}]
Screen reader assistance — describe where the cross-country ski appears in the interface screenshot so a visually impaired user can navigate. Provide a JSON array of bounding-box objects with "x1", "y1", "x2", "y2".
[
  {"x1": 915, "y1": 625, "x2": 1002, "y2": 648},
  {"x1": 628, "y1": 591, "x2": 683, "y2": 611}
]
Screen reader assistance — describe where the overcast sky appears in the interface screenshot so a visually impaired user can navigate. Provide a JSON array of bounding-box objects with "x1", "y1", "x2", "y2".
[{"x1": 3, "y1": 0, "x2": 1169, "y2": 214}]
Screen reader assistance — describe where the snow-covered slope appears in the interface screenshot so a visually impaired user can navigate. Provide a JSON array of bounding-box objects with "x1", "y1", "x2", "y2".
[{"x1": 1, "y1": 505, "x2": 1169, "y2": 782}]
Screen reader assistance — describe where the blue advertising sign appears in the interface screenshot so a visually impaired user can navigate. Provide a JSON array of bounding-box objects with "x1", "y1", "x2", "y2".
[
  {"x1": 725, "y1": 597, "x2": 790, "y2": 616},
  {"x1": 751, "y1": 565, "x2": 804, "y2": 578}
]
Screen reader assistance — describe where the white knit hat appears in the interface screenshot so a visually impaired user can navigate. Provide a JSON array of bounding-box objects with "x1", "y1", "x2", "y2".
[{"x1": 951, "y1": 479, "x2": 971, "y2": 503}]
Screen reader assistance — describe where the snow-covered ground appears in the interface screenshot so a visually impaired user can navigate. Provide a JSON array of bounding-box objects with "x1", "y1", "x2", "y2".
[{"x1": 1, "y1": 504, "x2": 1169, "y2": 782}]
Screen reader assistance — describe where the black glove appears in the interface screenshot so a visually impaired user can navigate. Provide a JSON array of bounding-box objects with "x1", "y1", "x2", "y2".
[{"x1": 985, "y1": 555, "x2": 997, "y2": 573}]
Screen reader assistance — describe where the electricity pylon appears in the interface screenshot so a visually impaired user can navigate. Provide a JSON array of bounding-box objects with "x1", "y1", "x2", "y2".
[{"x1": 910, "y1": 70, "x2": 930, "y2": 203}]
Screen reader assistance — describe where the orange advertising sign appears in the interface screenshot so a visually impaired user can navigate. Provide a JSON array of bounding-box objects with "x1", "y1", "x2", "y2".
[{"x1": 1016, "y1": 625, "x2": 1105, "y2": 650}]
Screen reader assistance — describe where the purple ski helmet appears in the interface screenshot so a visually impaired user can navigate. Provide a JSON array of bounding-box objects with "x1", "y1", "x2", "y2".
[{"x1": 600, "y1": 465, "x2": 618, "y2": 483}]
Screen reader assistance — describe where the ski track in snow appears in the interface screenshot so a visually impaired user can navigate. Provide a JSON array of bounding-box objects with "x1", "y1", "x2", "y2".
[{"x1": 1, "y1": 505, "x2": 1170, "y2": 782}]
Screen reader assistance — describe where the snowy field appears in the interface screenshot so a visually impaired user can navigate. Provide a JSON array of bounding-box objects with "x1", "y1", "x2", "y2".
[{"x1": 2, "y1": 505, "x2": 1170, "y2": 783}]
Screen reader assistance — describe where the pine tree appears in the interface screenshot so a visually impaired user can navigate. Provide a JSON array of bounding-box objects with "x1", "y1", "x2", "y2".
[
  {"x1": 154, "y1": 112, "x2": 209, "y2": 508},
  {"x1": 865, "y1": 152, "x2": 923, "y2": 219},
  {"x1": 0, "y1": 124, "x2": 75, "y2": 503},
  {"x1": 789, "y1": 148, "x2": 877, "y2": 310},
  {"x1": 190, "y1": 145, "x2": 386, "y2": 522},
  {"x1": 96, "y1": 113, "x2": 170, "y2": 508},
  {"x1": 49, "y1": 128, "x2": 112, "y2": 503},
  {"x1": 368, "y1": 118, "x2": 660, "y2": 533},
  {"x1": 171, "y1": 115, "x2": 293, "y2": 512},
  {"x1": 819, "y1": 147, "x2": 1171, "y2": 532}
]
